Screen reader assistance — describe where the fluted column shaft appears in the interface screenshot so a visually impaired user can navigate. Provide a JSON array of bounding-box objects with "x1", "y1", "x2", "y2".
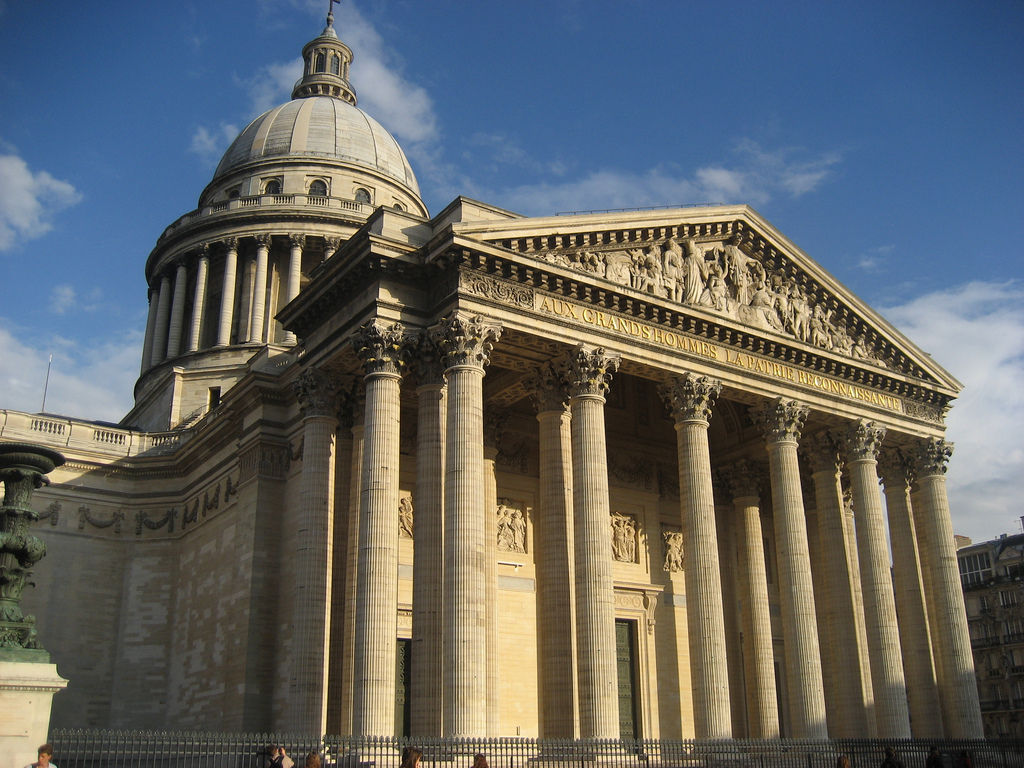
[
  {"x1": 409, "y1": 336, "x2": 445, "y2": 737},
  {"x1": 844, "y1": 421, "x2": 911, "y2": 738},
  {"x1": 913, "y1": 438, "x2": 983, "y2": 737},
  {"x1": 410, "y1": 368, "x2": 445, "y2": 737},
  {"x1": 726, "y1": 462, "x2": 779, "y2": 738},
  {"x1": 662, "y1": 374, "x2": 731, "y2": 739},
  {"x1": 217, "y1": 238, "x2": 239, "y2": 347},
  {"x1": 165, "y1": 259, "x2": 189, "y2": 359},
  {"x1": 284, "y1": 234, "x2": 304, "y2": 345},
  {"x1": 530, "y1": 363, "x2": 578, "y2": 737},
  {"x1": 340, "y1": 416, "x2": 364, "y2": 735},
  {"x1": 236, "y1": 254, "x2": 254, "y2": 343},
  {"x1": 289, "y1": 367, "x2": 345, "y2": 734},
  {"x1": 483, "y1": 433, "x2": 500, "y2": 735},
  {"x1": 352, "y1": 321, "x2": 404, "y2": 736},
  {"x1": 880, "y1": 450, "x2": 943, "y2": 737},
  {"x1": 433, "y1": 313, "x2": 501, "y2": 737},
  {"x1": 141, "y1": 286, "x2": 159, "y2": 373},
  {"x1": 248, "y1": 235, "x2": 270, "y2": 343},
  {"x1": 757, "y1": 398, "x2": 827, "y2": 738},
  {"x1": 188, "y1": 245, "x2": 210, "y2": 353},
  {"x1": 804, "y1": 433, "x2": 871, "y2": 737},
  {"x1": 150, "y1": 274, "x2": 172, "y2": 365},
  {"x1": 565, "y1": 345, "x2": 620, "y2": 739}
]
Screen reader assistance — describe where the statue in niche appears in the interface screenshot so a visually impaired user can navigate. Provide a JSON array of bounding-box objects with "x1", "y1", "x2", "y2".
[
  {"x1": 681, "y1": 238, "x2": 709, "y2": 306},
  {"x1": 662, "y1": 238, "x2": 684, "y2": 302},
  {"x1": 611, "y1": 511, "x2": 637, "y2": 563},
  {"x1": 662, "y1": 529, "x2": 684, "y2": 572},
  {"x1": 398, "y1": 496, "x2": 414, "y2": 539},
  {"x1": 496, "y1": 502, "x2": 526, "y2": 553},
  {"x1": 605, "y1": 250, "x2": 633, "y2": 286}
]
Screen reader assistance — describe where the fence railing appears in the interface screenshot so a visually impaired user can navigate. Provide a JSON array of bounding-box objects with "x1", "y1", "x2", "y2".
[{"x1": 47, "y1": 733, "x2": 1024, "y2": 768}]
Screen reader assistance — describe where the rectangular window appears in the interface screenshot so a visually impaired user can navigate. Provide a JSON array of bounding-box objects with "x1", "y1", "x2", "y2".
[
  {"x1": 960, "y1": 552, "x2": 993, "y2": 586},
  {"x1": 1001, "y1": 590, "x2": 1020, "y2": 608}
]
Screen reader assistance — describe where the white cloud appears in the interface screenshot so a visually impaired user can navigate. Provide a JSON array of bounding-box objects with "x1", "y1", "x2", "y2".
[
  {"x1": 189, "y1": 123, "x2": 240, "y2": 166},
  {"x1": 245, "y1": 60, "x2": 303, "y2": 117},
  {"x1": 481, "y1": 141, "x2": 843, "y2": 217},
  {"x1": 0, "y1": 150, "x2": 82, "y2": 252},
  {"x1": 881, "y1": 281, "x2": 1024, "y2": 542},
  {"x1": 50, "y1": 285, "x2": 76, "y2": 314},
  {"x1": 0, "y1": 319, "x2": 140, "y2": 423}
]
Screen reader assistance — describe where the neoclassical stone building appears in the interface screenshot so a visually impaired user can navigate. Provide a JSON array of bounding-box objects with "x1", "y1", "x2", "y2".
[{"x1": 2, "y1": 10, "x2": 983, "y2": 740}]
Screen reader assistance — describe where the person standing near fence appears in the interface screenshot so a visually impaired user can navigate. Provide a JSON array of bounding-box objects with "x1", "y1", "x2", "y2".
[
  {"x1": 23, "y1": 744, "x2": 56, "y2": 768},
  {"x1": 925, "y1": 746, "x2": 943, "y2": 768},
  {"x1": 836, "y1": 756, "x2": 850, "y2": 768},
  {"x1": 400, "y1": 747, "x2": 423, "y2": 768},
  {"x1": 266, "y1": 744, "x2": 294, "y2": 768},
  {"x1": 472, "y1": 755, "x2": 488, "y2": 768},
  {"x1": 880, "y1": 746, "x2": 904, "y2": 768},
  {"x1": 303, "y1": 751, "x2": 321, "y2": 768}
]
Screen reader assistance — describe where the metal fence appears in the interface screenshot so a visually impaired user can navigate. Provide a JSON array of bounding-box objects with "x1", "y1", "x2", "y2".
[{"x1": 47, "y1": 733, "x2": 1024, "y2": 768}]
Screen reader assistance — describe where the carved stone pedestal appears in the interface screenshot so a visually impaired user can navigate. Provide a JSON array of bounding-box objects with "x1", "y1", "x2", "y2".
[{"x1": 0, "y1": 659, "x2": 68, "y2": 767}]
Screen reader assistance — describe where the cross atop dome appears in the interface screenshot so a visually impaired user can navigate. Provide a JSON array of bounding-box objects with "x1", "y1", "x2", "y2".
[{"x1": 291, "y1": 2, "x2": 357, "y2": 105}]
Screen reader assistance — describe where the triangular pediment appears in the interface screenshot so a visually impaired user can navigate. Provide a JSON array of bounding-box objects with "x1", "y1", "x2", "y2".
[{"x1": 445, "y1": 204, "x2": 960, "y2": 402}]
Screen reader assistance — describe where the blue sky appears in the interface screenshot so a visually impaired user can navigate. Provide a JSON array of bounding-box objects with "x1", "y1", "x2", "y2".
[{"x1": 0, "y1": 0, "x2": 1021, "y2": 541}]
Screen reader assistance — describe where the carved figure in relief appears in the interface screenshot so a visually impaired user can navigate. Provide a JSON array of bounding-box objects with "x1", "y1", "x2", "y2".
[
  {"x1": 681, "y1": 238, "x2": 709, "y2": 305},
  {"x1": 809, "y1": 303, "x2": 833, "y2": 349},
  {"x1": 398, "y1": 496, "x2": 414, "y2": 539},
  {"x1": 496, "y1": 503, "x2": 526, "y2": 553},
  {"x1": 632, "y1": 245, "x2": 663, "y2": 295},
  {"x1": 662, "y1": 238, "x2": 683, "y2": 302},
  {"x1": 699, "y1": 265, "x2": 731, "y2": 312},
  {"x1": 611, "y1": 511, "x2": 637, "y2": 563},
  {"x1": 605, "y1": 250, "x2": 634, "y2": 286},
  {"x1": 852, "y1": 334, "x2": 873, "y2": 361},
  {"x1": 722, "y1": 235, "x2": 754, "y2": 306},
  {"x1": 789, "y1": 284, "x2": 811, "y2": 342},
  {"x1": 662, "y1": 529, "x2": 684, "y2": 572}
]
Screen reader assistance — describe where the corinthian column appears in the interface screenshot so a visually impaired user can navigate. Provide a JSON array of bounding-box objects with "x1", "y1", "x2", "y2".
[
  {"x1": 842, "y1": 420, "x2": 910, "y2": 738},
  {"x1": 431, "y1": 313, "x2": 502, "y2": 737},
  {"x1": 409, "y1": 333, "x2": 446, "y2": 737},
  {"x1": 166, "y1": 257, "x2": 189, "y2": 359},
  {"x1": 289, "y1": 367, "x2": 347, "y2": 734},
  {"x1": 248, "y1": 234, "x2": 271, "y2": 343},
  {"x1": 187, "y1": 243, "x2": 210, "y2": 353},
  {"x1": 526, "y1": 362, "x2": 578, "y2": 737},
  {"x1": 879, "y1": 448, "x2": 943, "y2": 737},
  {"x1": 217, "y1": 237, "x2": 239, "y2": 347},
  {"x1": 912, "y1": 438, "x2": 983, "y2": 737},
  {"x1": 723, "y1": 460, "x2": 779, "y2": 738},
  {"x1": 141, "y1": 286, "x2": 159, "y2": 373},
  {"x1": 562, "y1": 344, "x2": 620, "y2": 738},
  {"x1": 283, "y1": 234, "x2": 304, "y2": 345},
  {"x1": 802, "y1": 431, "x2": 871, "y2": 737},
  {"x1": 351, "y1": 320, "x2": 406, "y2": 736},
  {"x1": 660, "y1": 373, "x2": 731, "y2": 739},
  {"x1": 754, "y1": 398, "x2": 827, "y2": 738},
  {"x1": 150, "y1": 273, "x2": 172, "y2": 365}
]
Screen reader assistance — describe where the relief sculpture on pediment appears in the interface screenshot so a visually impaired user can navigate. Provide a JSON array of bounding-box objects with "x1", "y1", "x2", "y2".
[{"x1": 533, "y1": 230, "x2": 890, "y2": 368}]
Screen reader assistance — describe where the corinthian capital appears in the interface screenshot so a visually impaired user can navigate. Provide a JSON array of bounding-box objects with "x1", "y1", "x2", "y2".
[
  {"x1": 293, "y1": 367, "x2": 346, "y2": 418},
  {"x1": 560, "y1": 344, "x2": 620, "y2": 400},
  {"x1": 289, "y1": 233, "x2": 306, "y2": 249},
  {"x1": 878, "y1": 447, "x2": 914, "y2": 489},
  {"x1": 658, "y1": 372, "x2": 721, "y2": 424},
  {"x1": 912, "y1": 436, "x2": 953, "y2": 478},
  {"x1": 754, "y1": 398, "x2": 809, "y2": 445},
  {"x1": 801, "y1": 430, "x2": 843, "y2": 475},
  {"x1": 254, "y1": 233, "x2": 272, "y2": 249},
  {"x1": 720, "y1": 459, "x2": 763, "y2": 500},
  {"x1": 524, "y1": 361, "x2": 569, "y2": 414},
  {"x1": 353, "y1": 319, "x2": 406, "y2": 377},
  {"x1": 429, "y1": 312, "x2": 502, "y2": 370},
  {"x1": 406, "y1": 330, "x2": 446, "y2": 387},
  {"x1": 843, "y1": 419, "x2": 886, "y2": 463}
]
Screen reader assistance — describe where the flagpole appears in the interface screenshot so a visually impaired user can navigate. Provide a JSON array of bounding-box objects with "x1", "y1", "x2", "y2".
[{"x1": 41, "y1": 354, "x2": 53, "y2": 413}]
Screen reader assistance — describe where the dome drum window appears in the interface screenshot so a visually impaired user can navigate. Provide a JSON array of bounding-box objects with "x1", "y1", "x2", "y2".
[
  {"x1": 354, "y1": 187, "x2": 372, "y2": 204},
  {"x1": 263, "y1": 179, "x2": 282, "y2": 196},
  {"x1": 308, "y1": 180, "x2": 329, "y2": 197}
]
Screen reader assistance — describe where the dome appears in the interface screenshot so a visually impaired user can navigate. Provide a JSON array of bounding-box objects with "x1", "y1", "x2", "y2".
[{"x1": 212, "y1": 96, "x2": 421, "y2": 196}]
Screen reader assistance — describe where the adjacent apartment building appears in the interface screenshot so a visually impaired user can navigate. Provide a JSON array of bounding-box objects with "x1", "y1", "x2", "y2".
[{"x1": 959, "y1": 524, "x2": 1024, "y2": 738}]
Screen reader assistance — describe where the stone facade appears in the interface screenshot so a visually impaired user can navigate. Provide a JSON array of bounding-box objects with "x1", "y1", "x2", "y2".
[{"x1": 0, "y1": 10, "x2": 983, "y2": 741}]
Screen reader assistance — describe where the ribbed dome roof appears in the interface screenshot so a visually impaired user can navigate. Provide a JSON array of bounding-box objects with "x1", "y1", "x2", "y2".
[{"x1": 212, "y1": 96, "x2": 420, "y2": 196}]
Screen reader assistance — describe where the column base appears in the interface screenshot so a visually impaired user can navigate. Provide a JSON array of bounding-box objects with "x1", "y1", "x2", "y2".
[{"x1": 0, "y1": 659, "x2": 68, "y2": 767}]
